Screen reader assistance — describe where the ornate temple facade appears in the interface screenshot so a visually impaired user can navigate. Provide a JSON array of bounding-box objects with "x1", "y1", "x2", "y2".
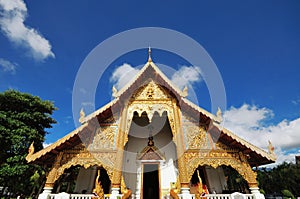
[{"x1": 26, "y1": 53, "x2": 276, "y2": 199}]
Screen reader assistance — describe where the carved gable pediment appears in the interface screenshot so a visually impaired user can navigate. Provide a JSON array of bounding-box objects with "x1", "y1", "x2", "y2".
[
  {"x1": 139, "y1": 147, "x2": 164, "y2": 161},
  {"x1": 137, "y1": 139, "x2": 165, "y2": 161},
  {"x1": 132, "y1": 80, "x2": 171, "y2": 101}
]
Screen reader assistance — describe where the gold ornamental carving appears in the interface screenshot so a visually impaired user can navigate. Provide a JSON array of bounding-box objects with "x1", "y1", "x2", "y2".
[
  {"x1": 184, "y1": 150, "x2": 258, "y2": 186},
  {"x1": 46, "y1": 143, "x2": 116, "y2": 183},
  {"x1": 56, "y1": 154, "x2": 115, "y2": 182},
  {"x1": 89, "y1": 125, "x2": 117, "y2": 150},
  {"x1": 181, "y1": 113, "x2": 211, "y2": 150},
  {"x1": 131, "y1": 80, "x2": 171, "y2": 101},
  {"x1": 45, "y1": 152, "x2": 63, "y2": 187},
  {"x1": 93, "y1": 169, "x2": 104, "y2": 198},
  {"x1": 186, "y1": 126, "x2": 208, "y2": 149}
]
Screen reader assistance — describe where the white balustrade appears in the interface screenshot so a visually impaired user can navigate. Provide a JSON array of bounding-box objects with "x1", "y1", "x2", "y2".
[
  {"x1": 201, "y1": 193, "x2": 255, "y2": 199},
  {"x1": 48, "y1": 192, "x2": 255, "y2": 199},
  {"x1": 49, "y1": 193, "x2": 98, "y2": 199},
  {"x1": 163, "y1": 193, "x2": 255, "y2": 199}
]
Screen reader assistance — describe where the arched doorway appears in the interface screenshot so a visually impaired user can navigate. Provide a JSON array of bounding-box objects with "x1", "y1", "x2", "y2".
[
  {"x1": 123, "y1": 111, "x2": 178, "y2": 198},
  {"x1": 53, "y1": 166, "x2": 81, "y2": 193},
  {"x1": 53, "y1": 166, "x2": 111, "y2": 195},
  {"x1": 95, "y1": 167, "x2": 111, "y2": 195},
  {"x1": 189, "y1": 165, "x2": 250, "y2": 196},
  {"x1": 142, "y1": 164, "x2": 160, "y2": 199},
  {"x1": 190, "y1": 166, "x2": 209, "y2": 197},
  {"x1": 222, "y1": 165, "x2": 249, "y2": 194}
]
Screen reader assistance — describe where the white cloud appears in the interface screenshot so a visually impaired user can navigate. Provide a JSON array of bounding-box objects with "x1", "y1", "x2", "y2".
[
  {"x1": 110, "y1": 64, "x2": 203, "y2": 91},
  {"x1": 222, "y1": 104, "x2": 300, "y2": 166},
  {"x1": 81, "y1": 101, "x2": 94, "y2": 107},
  {"x1": 260, "y1": 147, "x2": 299, "y2": 168},
  {"x1": 171, "y1": 66, "x2": 203, "y2": 90},
  {"x1": 0, "y1": 58, "x2": 17, "y2": 74},
  {"x1": 110, "y1": 63, "x2": 140, "y2": 90},
  {"x1": 223, "y1": 104, "x2": 273, "y2": 130},
  {"x1": 43, "y1": 142, "x2": 52, "y2": 148},
  {"x1": 292, "y1": 99, "x2": 300, "y2": 105},
  {"x1": 0, "y1": 0, "x2": 54, "y2": 60}
]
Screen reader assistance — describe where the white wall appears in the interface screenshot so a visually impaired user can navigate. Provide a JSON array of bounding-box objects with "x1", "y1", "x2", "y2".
[
  {"x1": 74, "y1": 166, "x2": 97, "y2": 194},
  {"x1": 204, "y1": 166, "x2": 227, "y2": 194}
]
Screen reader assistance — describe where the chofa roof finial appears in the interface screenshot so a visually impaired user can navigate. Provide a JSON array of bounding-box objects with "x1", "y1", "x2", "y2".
[
  {"x1": 216, "y1": 107, "x2": 223, "y2": 123},
  {"x1": 148, "y1": 46, "x2": 152, "y2": 62},
  {"x1": 79, "y1": 108, "x2": 85, "y2": 124}
]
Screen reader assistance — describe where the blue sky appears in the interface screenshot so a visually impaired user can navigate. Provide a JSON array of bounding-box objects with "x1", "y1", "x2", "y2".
[{"x1": 0, "y1": 0, "x2": 299, "y2": 166}]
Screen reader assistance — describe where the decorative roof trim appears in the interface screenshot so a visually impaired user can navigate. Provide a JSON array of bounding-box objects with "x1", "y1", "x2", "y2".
[
  {"x1": 82, "y1": 98, "x2": 118, "y2": 123},
  {"x1": 113, "y1": 61, "x2": 185, "y2": 98},
  {"x1": 213, "y1": 121, "x2": 277, "y2": 162},
  {"x1": 26, "y1": 122, "x2": 89, "y2": 163},
  {"x1": 181, "y1": 97, "x2": 220, "y2": 123}
]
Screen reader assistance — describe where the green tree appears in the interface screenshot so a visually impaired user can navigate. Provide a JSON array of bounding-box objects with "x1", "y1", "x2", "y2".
[
  {"x1": 258, "y1": 162, "x2": 300, "y2": 197},
  {"x1": 0, "y1": 90, "x2": 56, "y2": 197}
]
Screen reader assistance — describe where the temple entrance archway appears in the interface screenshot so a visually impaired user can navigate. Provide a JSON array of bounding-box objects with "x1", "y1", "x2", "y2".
[
  {"x1": 123, "y1": 110, "x2": 178, "y2": 197},
  {"x1": 53, "y1": 166, "x2": 81, "y2": 193},
  {"x1": 189, "y1": 165, "x2": 250, "y2": 196},
  {"x1": 222, "y1": 165, "x2": 249, "y2": 194},
  {"x1": 142, "y1": 164, "x2": 160, "y2": 199}
]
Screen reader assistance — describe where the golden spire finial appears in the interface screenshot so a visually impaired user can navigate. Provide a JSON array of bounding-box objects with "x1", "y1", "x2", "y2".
[
  {"x1": 148, "y1": 46, "x2": 152, "y2": 62},
  {"x1": 79, "y1": 108, "x2": 85, "y2": 124},
  {"x1": 28, "y1": 141, "x2": 35, "y2": 155},
  {"x1": 26, "y1": 141, "x2": 35, "y2": 161},
  {"x1": 216, "y1": 107, "x2": 223, "y2": 122}
]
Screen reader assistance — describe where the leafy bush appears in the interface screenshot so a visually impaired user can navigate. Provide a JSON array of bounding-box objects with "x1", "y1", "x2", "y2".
[{"x1": 281, "y1": 189, "x2": 295, "y2": 199}]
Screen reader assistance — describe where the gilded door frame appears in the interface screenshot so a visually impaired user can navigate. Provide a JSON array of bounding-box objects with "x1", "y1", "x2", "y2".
[{"x1": 141, "y1": 161, "x2": 161, "y2": 199}]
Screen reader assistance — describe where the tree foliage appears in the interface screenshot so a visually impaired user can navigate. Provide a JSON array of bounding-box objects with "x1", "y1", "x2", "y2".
[
  {"x1": 258, "y1": 162, "x2": 300, "y2": 197},
  {"x1": 0, "y1": 90, "x2": 56, "y2": 196}
]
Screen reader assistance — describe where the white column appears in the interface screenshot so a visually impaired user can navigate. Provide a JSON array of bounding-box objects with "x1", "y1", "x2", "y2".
[
  {"x1": 180, "y1": 187, "x2": 193, "y2": 199},
  {"x1": 38, "y1": 187, "x2": 53, "y2": 199},
  {"x1": 250, "y1": 187, "x2": 265, "y2": 199},
  {"x1": 135, "y1": 164, "x2": 141, "y2": 199},
  {"x1": 110, "y1": 187, "x2": 121, "y2": 199}
]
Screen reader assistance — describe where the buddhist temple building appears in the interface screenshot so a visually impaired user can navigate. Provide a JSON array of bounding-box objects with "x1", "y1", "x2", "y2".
[{"x1": 26, "y1": 50, "x2": 276, "y2": 199}]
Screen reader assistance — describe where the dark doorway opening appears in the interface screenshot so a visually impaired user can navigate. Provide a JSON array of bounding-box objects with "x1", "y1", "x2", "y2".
[
  {"x1": 143, "y1": 164, "x2": 159, "y2": 199},
  {"x1": 98, "y1": 168, "x2": 111, "y2": 194}
]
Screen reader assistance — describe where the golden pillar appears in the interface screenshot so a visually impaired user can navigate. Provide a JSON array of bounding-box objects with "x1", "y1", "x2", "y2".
[
  {"x1": 111, "y1": 107, "x2": 128, "y2": 194},
  {"x1": 45, "y1": 152, "x2": 63, "y2": 189},
  {"x1": 38, "y1": 152, "x2": 63, "y2": 199},
  {"x1": 239, "y1": 152, "x2": 259, "y2": 189},
  {"x1": 172, "y1": 101, "x2": 190, "y2": 190}
]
